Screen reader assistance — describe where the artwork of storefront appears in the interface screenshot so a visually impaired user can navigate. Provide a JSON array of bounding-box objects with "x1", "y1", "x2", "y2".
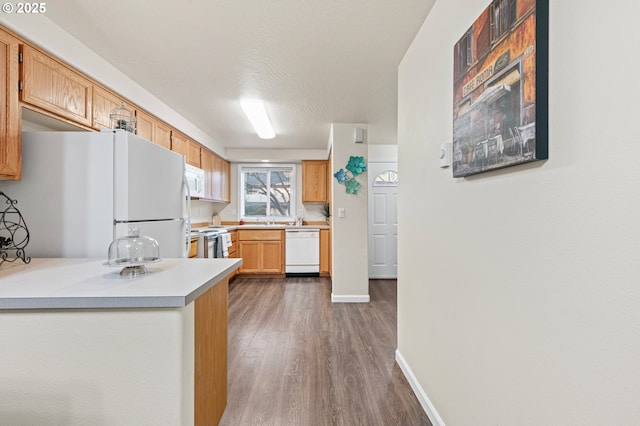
[{"x1": 452, "y1": 0, "x2": 548, "y2": 177}]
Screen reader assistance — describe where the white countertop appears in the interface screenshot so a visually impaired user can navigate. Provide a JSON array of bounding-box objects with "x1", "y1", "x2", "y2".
[
  {"x1": 193, "y1": 224, "x2": 329, "y2": 232},
  {"x1": 0, "y1": 257, "x2": 242, "y2": 310}
]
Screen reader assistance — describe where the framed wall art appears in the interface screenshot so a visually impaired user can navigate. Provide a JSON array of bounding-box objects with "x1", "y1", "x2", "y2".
[{"x1": 452, "y1": 0, "x2": 548, "y2": 177}]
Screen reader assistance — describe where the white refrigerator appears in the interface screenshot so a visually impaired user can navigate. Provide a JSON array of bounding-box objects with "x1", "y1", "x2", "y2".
[{"x1": 0, "y1": 130, "x2": 189, "y2": 258}]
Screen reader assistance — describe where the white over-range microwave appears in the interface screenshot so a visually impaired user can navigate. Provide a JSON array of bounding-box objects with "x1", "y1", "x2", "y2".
[{"x1": 184, "y1": 164, "x2": 205, "y2": 198}]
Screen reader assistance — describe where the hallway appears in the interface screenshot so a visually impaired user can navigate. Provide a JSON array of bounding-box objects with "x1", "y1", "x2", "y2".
[{"x1": 220, "y1": 277, "x2": 431, "y2": 426}]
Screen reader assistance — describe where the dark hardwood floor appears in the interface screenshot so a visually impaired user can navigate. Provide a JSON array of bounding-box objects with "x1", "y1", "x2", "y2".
[{"x1": 220, "y1": 276, "x2": 432, "y2": 426}]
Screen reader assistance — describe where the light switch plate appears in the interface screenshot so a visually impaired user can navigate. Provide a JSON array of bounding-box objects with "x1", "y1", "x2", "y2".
[
  {"x1": 440, "y1": 143, "x2": 452, "y2": 168},
  {"x1": 338, "y1": 208, "x2": 345, "y2": 218}
]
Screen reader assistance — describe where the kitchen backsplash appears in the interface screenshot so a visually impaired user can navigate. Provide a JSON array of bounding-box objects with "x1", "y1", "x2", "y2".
[{"x1": 216, "y1": 201, "x2": 325, "y2": 223}]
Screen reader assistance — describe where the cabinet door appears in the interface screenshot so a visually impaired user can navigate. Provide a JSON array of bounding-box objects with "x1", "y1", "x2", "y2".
[
  {"x1": 154, "y1": 121, "x2": 172, "y2": 150},
  {"x1": 212, "y1": 154, "x2": 223, "y2": 201},
  {"x1": 261, "y1": 241, "x2": 283, "y2": 273},
  {"x1": 228, "y1": 231, "x2": 237, "y2": 257},
  {"x1": 228, "y1": 231, "x2": 238, "y2": 280},
  {"x1": 187, "y1": 139, "x2": 201, "y2": 168},
  {"x1": 189, "y1": 240, "x2": 198, "y2": 258},
  {"x1": 21, "y1": 45, "x2": 93, "y2": 126},
  {"x1": 222, "y1": 160, "x2": 231, "y2": 202},
  {"x1": 171, "y1": 130, "x2": 188, "y2": 159},
  {"x1": 92, "y1": 86, "x2": 124, "y2": 130},
  {"x1": 135, "y1": 109, "x2": 155, "y2": 142},
  {"x1": 201, "y1": 149, "x2": 214, "y2": 200},
  {"x1": 302, "y1": 160, "x2": 328, "y2": 202},
  {"x1": 238, "y1": 241, "x2": 261, "y2": 273},
  {"x1": 194, "y1": 278, "x2": 228, "y2": 426},
  {"x1": 0, "y1": 29, "x2": 20, "y2": 179},
  {"x1": 320, "y1": 229, "x2": 330, "y2": 275}
]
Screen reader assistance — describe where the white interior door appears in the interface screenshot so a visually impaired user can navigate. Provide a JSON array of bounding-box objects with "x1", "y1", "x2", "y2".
[{"x1": 368, "y1": 162, "x2": 398, "y2": 278}]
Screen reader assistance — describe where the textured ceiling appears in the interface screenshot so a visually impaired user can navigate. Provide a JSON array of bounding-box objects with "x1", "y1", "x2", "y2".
[{"x1": 44, "y1": 0, "x2": 435, "y2": 151}]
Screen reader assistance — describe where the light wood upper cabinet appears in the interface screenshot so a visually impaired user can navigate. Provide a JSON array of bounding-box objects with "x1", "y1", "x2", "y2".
[
  {"x1": 135, "y1": 109, "x2": 155, "y2": 141},
  {"x1": 302, "y1": 160, "x2": 328, "y2": 203},
  {"x1": 222, "y1": 159, "x2": 231, "y2": 203},
  {"x1": 187, "y1": 139, "x2": 201, "y2": 168},
  {"x1": 92, "y1": 86, "x2": 125, "y2": 130},
  {"x1": 201, "y1": 148, "x2": 214, "y2": 200},
  {"x1": 21, "y1": 45, "x2": 93, "y2": 126},
  {"x1": 0, "y1": 29, "x2": 21, "y2": 180},
  {"x1": 154, "y1": 121, "x2": 172, "y2": 150},
  {"x1": 137, "y1": 110, "x2": 173, "y2": 150},
  {"x1": 173, "y1": 131, "x2": 200, "y2": 168},
  {"x1": 171, "y1": 130, "x2": 188, "y2": 159},
  {"x1": 200, "y1": 148, "x2": 230, "y2": 203},
  {"x1": 212, "y1": 154, "x2": 223, "y2": 201}
]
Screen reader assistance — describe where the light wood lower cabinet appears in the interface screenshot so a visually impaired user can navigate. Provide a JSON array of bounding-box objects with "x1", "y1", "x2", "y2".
[
  {"x1": 189, "y1": 240, "x2": 198, "y2": 258},
  {"x1": 228, "y1": 231, "x2": 239, "y2": 280},
  {"x1": 0, "y1": 28, "x2": 20, "y2": 180},
  {"x1": 194, "y1": 277, "x2": 228, "y2": 426},
  {"x1": 320, "y1": 229, "x2": 331, "y2": 276},
  {"x1": 237, "y1": 230, "x2": 284, "y2": 274}
]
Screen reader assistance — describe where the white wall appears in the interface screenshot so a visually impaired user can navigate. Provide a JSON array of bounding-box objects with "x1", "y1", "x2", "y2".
[
  {"x1": 397, "y1": 1, "x2": 640, "y2": 425},
  {"x1": 368, "y1": 144, "x2": 398, "y2": 163},
  {"x1": 330, "y1": 123, "x2": 369, "y2": 302}
]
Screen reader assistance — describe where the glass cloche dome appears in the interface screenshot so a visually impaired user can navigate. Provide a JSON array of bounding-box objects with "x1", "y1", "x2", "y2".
[{"x1": 105, "y1": 226, "x2": 161, "y2": 276}]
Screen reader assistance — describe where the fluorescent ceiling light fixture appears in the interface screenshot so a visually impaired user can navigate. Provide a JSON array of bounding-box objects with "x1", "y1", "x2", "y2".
[{"x1": 240, "y1": 99, "x2": 275, "y2": 139}]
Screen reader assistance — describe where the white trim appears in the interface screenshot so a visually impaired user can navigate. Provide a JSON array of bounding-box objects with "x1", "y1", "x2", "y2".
[
  {"x1": 395, "y1": 349, "x2": 446, "y2": 426},
  {"x1": 331, "y1": 294, "x2": 370, "y2": 303}
]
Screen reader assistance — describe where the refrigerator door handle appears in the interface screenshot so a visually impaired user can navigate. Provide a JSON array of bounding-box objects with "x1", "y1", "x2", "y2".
[{"x1": 183, "y1": 173, "x2": 192, "y2": 258}]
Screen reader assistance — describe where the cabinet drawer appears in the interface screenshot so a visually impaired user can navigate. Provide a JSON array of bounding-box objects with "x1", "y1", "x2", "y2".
[{"x1": 238, "y1": 229, "x2": 282, "y2": 241}]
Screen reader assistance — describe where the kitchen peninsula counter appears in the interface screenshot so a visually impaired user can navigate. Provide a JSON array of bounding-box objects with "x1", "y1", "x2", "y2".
[
  {"x1": 0, "y1": 257, "x2": 241, "y2": 426},
  {"x1": 0, "y1": 257, "x2": 241, "y2": 309}
]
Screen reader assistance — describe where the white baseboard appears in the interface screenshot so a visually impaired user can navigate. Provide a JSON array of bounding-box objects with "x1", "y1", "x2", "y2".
[
  {"x1": 330, "y1": 293, "x2": 370, "y2": 303},
  {"x1": 395, "y1": 349, "x2": 446, "y2": 426}
]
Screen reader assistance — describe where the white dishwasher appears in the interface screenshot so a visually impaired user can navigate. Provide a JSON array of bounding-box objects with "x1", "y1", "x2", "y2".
[{"x1": 285, "y1": 229, "x2": 320, "y2": 274}]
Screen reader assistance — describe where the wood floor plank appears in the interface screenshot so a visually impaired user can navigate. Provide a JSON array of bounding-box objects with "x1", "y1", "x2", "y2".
[{"x1": 220, "y1": 277, "x2": 432, "y2": 426}]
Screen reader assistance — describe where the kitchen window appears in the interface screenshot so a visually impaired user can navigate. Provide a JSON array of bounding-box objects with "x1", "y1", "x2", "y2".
[{"x1": 239, "y1": 164, "x2": 295, "y2": 220}]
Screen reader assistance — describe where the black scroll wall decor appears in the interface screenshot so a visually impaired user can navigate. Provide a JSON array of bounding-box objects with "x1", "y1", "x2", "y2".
[{"x1": 0, "y1": 192, "x2": 31, "y2": 265}]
